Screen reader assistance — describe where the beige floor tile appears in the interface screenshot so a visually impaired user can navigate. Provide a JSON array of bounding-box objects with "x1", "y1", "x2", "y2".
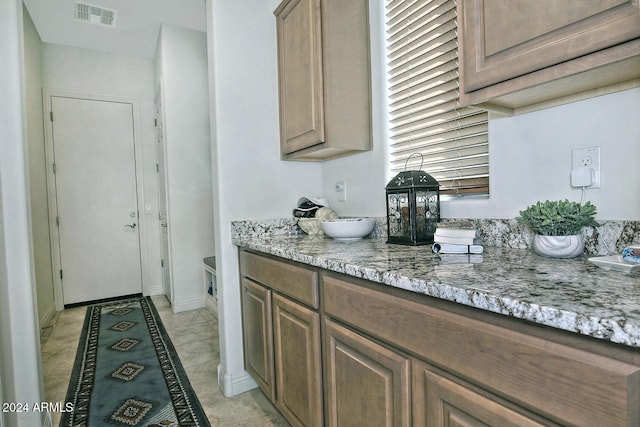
[
  {"x1": 175, "y1": 339, "x2": 219, "y2": 368},
  {"x1": 196, "y1": 307, "x2": 218, "y2": 323},
  {"x1": 42, "y1": 296, "x2": 289, "y2": 426},
  {"x1": 200, "y1": 389, "x2": 291, "y2": 427},
  {"x1": 160, "y1": 310, "x2": 209, "y2": 331},
  {"x1": 184, "y1": 360, "x2": 219, "y2": 397},
  {"x1": 166, "y1": 321, "x2": 217, "y2": 346}
]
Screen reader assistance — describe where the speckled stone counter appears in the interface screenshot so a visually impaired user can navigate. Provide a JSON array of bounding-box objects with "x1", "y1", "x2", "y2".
[{"x1": 232, "y1": 230, "x2": 640, "y2": 349}]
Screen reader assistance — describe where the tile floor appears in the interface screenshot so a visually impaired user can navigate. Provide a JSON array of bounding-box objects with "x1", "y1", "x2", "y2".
[{"x1": 40, "y1": 295, "x2": 289, "y2": 426}]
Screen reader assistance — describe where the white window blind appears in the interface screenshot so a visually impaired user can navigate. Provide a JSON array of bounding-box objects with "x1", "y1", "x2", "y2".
[{"x1": 386, "y1": 0, "x2": 489, "y2": 195}]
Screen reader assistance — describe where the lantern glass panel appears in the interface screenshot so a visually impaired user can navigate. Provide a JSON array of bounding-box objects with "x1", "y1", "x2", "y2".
[
  {"x1": 387, "y1": 191, "x2": 410, "y2": 240},
  {"x1": 416, "y1": 190, "x2": 439, "y2": 241}
]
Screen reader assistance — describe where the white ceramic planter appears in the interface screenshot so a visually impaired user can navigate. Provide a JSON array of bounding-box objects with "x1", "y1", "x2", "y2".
[{"x1": 532, "y1": 235, "x2": 584, "y2": 258}]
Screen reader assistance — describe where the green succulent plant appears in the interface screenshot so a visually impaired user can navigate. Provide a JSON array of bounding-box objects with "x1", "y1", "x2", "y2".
[{"x1": 516, "y1": 199, "x2": 598, "y2": 236}]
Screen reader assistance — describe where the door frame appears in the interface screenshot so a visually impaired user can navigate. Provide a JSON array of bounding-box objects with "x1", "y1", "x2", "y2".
[
  {"x1": 43, "y1": 89, "x2": 150, "y2": 310},
  {"x1": 154, "y1": 82, "x2": 175, "y2": 305}
]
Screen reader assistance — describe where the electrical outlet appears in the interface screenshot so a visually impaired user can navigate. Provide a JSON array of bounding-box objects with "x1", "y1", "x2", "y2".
[
  {"x1": 335, "y1": 180, "x2": 347, "y2": 202},
  {"x1": 579, "y1": 156, "x2": 592, "y2": 167},
  {"x1": 571, "y1": 146, "x2": 600, "y2": 188}
]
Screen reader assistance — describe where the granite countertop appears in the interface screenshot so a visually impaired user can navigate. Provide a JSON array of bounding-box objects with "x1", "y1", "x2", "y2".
[{"x1": 233, "y1": 234, "x2": 640, "y2": 349}]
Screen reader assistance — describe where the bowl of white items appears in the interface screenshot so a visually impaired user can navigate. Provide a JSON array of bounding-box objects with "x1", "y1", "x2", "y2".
[
  {"x1": 297, "y1": 207, "x2": 338, "y2": 235},
  {"x1": 321, "y1": 218, "x2": 375, "y2": 241}
]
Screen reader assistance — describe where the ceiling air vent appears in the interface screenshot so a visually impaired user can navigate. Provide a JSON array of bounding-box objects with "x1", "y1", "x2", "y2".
[{"x1": 75, "y1": 2, "x2": 117, "y2": 27}]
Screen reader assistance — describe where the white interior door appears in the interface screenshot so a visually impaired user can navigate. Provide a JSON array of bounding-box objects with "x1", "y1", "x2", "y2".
[
  {"x1": 155, "y1": 87, "x2": 173, "y2": 302},
  {"x1": 51, "y1": 96, "x2": 142, "y2": 305}
]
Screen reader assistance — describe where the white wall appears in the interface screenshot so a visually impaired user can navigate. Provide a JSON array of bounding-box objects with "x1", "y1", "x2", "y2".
[
  {"x1": 325, "y1": 86, "x2": 640, "y2": 221},
  {"x1": 23, "y1": 6, "x2": 56, "y2": 327},
  {"x1": 155, "y1": 24, "x2": 215, "y2": 312},
  {"x1": 0, "y1": 1, "x2": 45, "y2": 425},
  {"x1": 206, "y1": 0, "x2": 323, "y2": 396},
  {"x1": 42, "y1": 44, "x2": 163, "y2": 295},
  {"x1": 320, "y1": 2, "x2": 640, "y2": 222},
  {"x1": 442, "y1": 88, "x2": 640, "y2": 220}
]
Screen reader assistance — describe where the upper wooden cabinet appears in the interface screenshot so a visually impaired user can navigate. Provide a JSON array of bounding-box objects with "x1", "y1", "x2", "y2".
[
  {"x1": 274, "y1": 0, "x2": 372, "y2": 160},
  {"x1": 458, "y1": 0, "x2": 640, "y2": 112}
]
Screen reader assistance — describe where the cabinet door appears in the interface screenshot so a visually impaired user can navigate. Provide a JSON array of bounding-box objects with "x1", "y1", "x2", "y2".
[
  {"x1": 321, "y1": 0, "x2": 372, "y2": 153},
  {"x1": 272, "y1": 293, "x2": 323, "y2": 427},
  {"x1": 241, "y1": 278, "x2": 274, "y2": 400},
  {"x1": 412, "y1": 360, "x2": 555, "y2": 427},
  {"x1": 275, "y1": 0, "x2": 325, "y2": 155},
  {"x1": 459, "y1": 0, "x2": 640, "y2": 93},
  {"x1": 324, "y1": 318, "x2": 411, "y2": 427}
]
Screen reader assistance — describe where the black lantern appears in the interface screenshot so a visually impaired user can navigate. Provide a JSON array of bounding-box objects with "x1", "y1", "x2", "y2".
[{"x1": 386, "y1": 155, "x2": 440, "y2": 245}]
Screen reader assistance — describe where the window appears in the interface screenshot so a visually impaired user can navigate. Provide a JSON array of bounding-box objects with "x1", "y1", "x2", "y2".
[{"x1": 386, "y1": 0, "x2": 489, "y2": 195}]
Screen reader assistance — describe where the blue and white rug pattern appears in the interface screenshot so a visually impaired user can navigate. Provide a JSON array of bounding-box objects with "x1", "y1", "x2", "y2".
[{"x1": 61, "y1": 297, "x2": 210, "y2": 427}]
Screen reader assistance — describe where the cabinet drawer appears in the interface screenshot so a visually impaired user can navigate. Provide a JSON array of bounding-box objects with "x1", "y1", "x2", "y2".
[
  {"x1": 323, "y1": 274, "x2": 640, "y2": 426},
  {"x1": 413, "y1": 360, "x2": 555, "y2": 427},
  {"x1": 240, "y1": 250, "x2": 319, "y2": 308}
]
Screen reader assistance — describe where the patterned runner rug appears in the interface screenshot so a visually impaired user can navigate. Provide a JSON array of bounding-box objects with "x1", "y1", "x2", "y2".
[{"x1": 60, "y1": 296, "x2": 211, "y2": 426}]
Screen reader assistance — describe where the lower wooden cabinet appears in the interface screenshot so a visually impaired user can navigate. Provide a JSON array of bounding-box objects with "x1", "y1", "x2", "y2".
[
  {"x1": 241, "y1": 277, "x2": 274, "y2": 400},
  {"x1": 240, "y1": 250, "x2": 640, "y2": 426},
  {"x1": 322, "y1": 272, "x2": 640, "y2": 426},
  {"x1": 240, "y1": 250, "x2": 323, "y2": 427},
  {"x1": 323, "y1": 318, "x2": 411, "y2": 427},
  {"x1": 272, "y1": 293, "x2": 323, "y2": 426},
  {"x1": 412, "y1": 360, "x2": 555, "y2": 427}
]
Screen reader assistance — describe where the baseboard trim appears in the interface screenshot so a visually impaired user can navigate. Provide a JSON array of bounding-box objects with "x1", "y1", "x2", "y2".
[
  {"x1": 171, "y1": 297, "x2": 205, "y2": 313},
  {"x1": 39, "y1": 303, "x2": 57, "y2": 329},
  {"x1": 204, "y1": 295, "x2": 218, "y2": 317},
  {"x1": 144, "y1": 285, "x2": 163, "y2": 296},
  {"x1": 217, "y1": 364, "x2": 258, "y2": 397},
  {"x1": 63, "y1": 293, "x2": 142, "y2": 309}
]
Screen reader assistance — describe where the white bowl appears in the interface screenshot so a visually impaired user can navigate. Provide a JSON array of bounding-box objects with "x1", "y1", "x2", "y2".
[{"x1": 321, "y1": 218, "x2": 375, "y2": 241}]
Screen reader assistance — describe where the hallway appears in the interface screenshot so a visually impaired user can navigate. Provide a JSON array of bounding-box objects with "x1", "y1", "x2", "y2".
[{"x1": 41, "y1": 295, "x2": 289, "y2": 426}]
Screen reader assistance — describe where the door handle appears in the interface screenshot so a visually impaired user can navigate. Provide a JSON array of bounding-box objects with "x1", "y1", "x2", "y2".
[
  {"x1": 124, "y1": 223, "x2": 137, "y2": 229},
  {"x1": 161, "y1": 223, "x2": 167, "y2": 228}
]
